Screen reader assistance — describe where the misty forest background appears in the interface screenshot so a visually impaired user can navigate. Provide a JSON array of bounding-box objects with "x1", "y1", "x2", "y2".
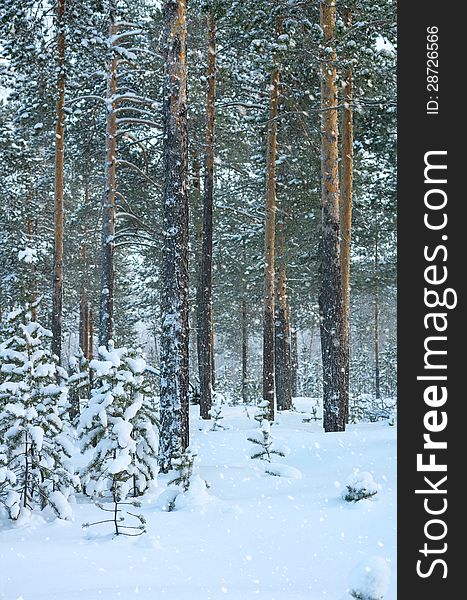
[{"x1": 0, "y1": 0, "x2": 396, "y2": 446}]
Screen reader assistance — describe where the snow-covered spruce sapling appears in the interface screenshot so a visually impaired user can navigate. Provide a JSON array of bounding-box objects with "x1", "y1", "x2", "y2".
[
  {"x1": 79, "y1": 343, "x2": 158, "y2": 535},
  {"x1": 209, "y1": 402, "x2": 226, "y2": 431},
  {"x1": 348, "y1": 555, "x2": 390, "y2": 600},
  {"x1": 168, "y1": 447, "x2": 196, "y2": 493},
  {"x1": 0, "y1": 304, "x2": 79, "y2": 520},
  {"x1": 159, "y1": 447, "x2": 210, "y2": 512},
  {"x1": 254, "y1": 399, "x2": 270, "y2": 426},
  {"x1": 248, "y1": 420, "x2": 285, "y2": 463},
  {"x1": 343, "y1": 471, "x2": 379, "y2": 502}
]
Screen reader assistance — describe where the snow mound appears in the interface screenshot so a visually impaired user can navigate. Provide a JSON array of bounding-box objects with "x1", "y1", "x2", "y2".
[
  {"x1": 264, "y1": 462, "x2": 302, "y2": 479},
  {"x1": 174, "y1": 475, "x2": 214, "y2": 512},
  {"x1": 348, "y1": 555, "x2": 391, "y2": 600},
  {"x1": 156, "y1": 476, "x2": 215, "y2": 513},
  {"x1": 343, "y1": 471, "x2": 379, "y2": 502}
]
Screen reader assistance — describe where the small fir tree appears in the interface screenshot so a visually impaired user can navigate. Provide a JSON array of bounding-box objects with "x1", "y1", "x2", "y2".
[
  {"x1": 0, "y1": 303, "x2": 79, "y2": 520},
  {"x1": 78, "y1": 342, "x2": 158, "y2": 534},
  {"x1": 248, "y1": 419, "x2": 285, "y2": 463}
]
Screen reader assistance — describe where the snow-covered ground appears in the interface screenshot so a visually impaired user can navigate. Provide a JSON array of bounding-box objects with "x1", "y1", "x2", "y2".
[{"x1": 0, "y1": 403, "x2": 396, "y2": 600}]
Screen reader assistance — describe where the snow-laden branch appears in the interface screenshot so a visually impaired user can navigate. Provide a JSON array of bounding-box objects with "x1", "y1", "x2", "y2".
[{"x1": 109, "y1": 30, "x2": 143, "y2": 44}]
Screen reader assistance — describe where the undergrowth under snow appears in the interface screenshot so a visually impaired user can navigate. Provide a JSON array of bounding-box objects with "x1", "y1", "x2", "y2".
[{"x1": 0, "y1": 401, "x2": 396, "y2": 599}]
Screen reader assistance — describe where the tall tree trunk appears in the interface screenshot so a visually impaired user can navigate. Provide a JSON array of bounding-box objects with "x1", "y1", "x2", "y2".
[
  {"x1": 275, "y1": 222, "x2": 292, "y2": 411},
  {"x1": 374, "y1": 232, "x2": 381, "y2": 401},
  {"x1": 193, "y1": 156, "x2": 203, "y2": 401},
  {"x1": 80, "y1": 184, "x2": 89, "y2": 356},
  {"x1": 52, "y1": 0, "x2": 66, "y2": 362},
  {"x1": 158, "y1": 0, "x2": 189, "y2": 473},
  {"x1": 27, "y1": 216, "x2": 37, "y2": 322},
  {"x1": 290, "y1": 325, "x2": 299, "y2": 397},
  {"x1": 241, "y1": 292, "x2": 248, "y2": 404},
  {"x1": 99, "y1": 8, "x2": 118, "y2": 347},
  {"x1": 262, "y1": 18, "x2": 282, "y2": 422},
  {"x1": 88, "y1": 306, "x2": 94, "y2": 360},
  {"x1": 319, "y1": 0, "x2": 346, "y2": 432},
  {"x1": 80, "y1": 286, "x2": 88, "y2": 355},
  {"x1": 340, "y1": 6, "x2": 353, "y2": 423},
  {"x1": 199, "y1": 12, "x2": 216, "y2": 419}
]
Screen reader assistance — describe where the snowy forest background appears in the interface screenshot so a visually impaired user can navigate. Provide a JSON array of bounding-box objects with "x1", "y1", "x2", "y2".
[{"x1": 0, "y1": 0, "x2": 397, "y2": 599}]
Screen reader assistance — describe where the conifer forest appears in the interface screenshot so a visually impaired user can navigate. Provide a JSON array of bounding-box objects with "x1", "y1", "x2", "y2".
[{"x1": 0, "y1": 1, "x2": 397, "y2": 598}]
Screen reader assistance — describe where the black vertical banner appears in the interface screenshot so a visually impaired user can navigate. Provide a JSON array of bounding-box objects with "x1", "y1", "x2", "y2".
[{"x1": 398, "y1": 2, "x2": 463, "y2": 597}]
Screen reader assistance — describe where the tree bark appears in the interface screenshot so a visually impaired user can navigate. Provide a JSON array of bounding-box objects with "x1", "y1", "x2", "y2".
[
  {"x1": 290, "y1": 325, "x2": 299, "y2": 397},
  {"x1": 88, "y1": 306, "x2": 94, "y2": 360},
  {"x1": 275, "y1": 222, "x2": 292, "y2": 411},
  {"x1": 262, "y1": 18, "x2": 282, "y2": 422},
  {"x1": 52, "y1": 0, "x2": 66, "y2": 362},
  {"x1": 199, "y1": 12, "x2": 216, "y2": 419},
  {"x1": 241, "y1": 293, "x2": 248, "y2": 404},
  {"x1": 340, "y1": 6, "x2": 353, "y2": 423},
  {"x1": 374, "y1": 232, "x2": 381, "y2": 401},
  {"x1": 99, "y1": 8, "x2": 118, "y2": 347},
  {"x1": 158, "y1": 0, "x2": 190, "y2": 473},
  {"x1": 80, "y1": 286, "x2": 88, "y2": 356},
  {"x1": 319, "y1": 0, "x2": 346, "y2": 432},
  {"x1": 193, "y1": 156, "x2": 203, "y2": 402}
]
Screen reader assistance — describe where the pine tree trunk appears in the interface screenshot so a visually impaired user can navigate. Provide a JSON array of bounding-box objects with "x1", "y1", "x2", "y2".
[
  {"x1": 290, "y1": 326, "x2": 299, "y2": 397},
  {"x1": 99, "y1": 9, "x2": 118, "y2": 347},
  {"x1": 241, "y1": 279, "x2": 248, "y2": 404},
  {"x1": 88, "y1": 307, "x2": 94, "y2": 358},
  {"x1": 27, "y1": 217, "x2": 37, "y2": 322},
  {"x1": 319, "y1": 0, "x2": 346, "y2": 432},
  {"x1": 340, "y1": 7, "x2": 353, "y2": 423},
  {"x1": 80, "y1": 286, "x2": 88, "y2": 356},
  {"x1": 52, "y1": 0, "x2": 66, "y2": 362},
  {"x1": 199, "y1": 12, "x2": 216, "y2": 419},
  {"x1": 374, "y1": 233, "x2": 381, "y2": 401},
  {"x1": 263, "y1": 18, "x2": 282, "y2": 422},
  {"x1": 193, "y1": 157, "x2": 203, "y2": 401},
  {"x1": 275, "y1": 223, "x2": 292, "y2": 411},
  {"x1": 158, "y1": 0, "x2": 190, "y2": 473},
  {"x1": 80, "y1": 185, "x2": 89, "y2": 357}
]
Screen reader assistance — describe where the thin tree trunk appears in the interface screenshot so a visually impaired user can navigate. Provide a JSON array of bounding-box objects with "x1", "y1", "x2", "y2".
[
  {"x1": 241, "y1": 298, "x2": 248, "y2": 404},
  {"x1": 340, "y1": 6, "x2": 353, "y2": 423},
  {"x1": 199, "y1": 12, "x2": 216, "y2": 419},
  {"x1": 193, "y1": 156, "x2": 203, "y2": 401},
  {"x1": 263, "y1": 17, "x2": 282, "y2": 422},
  {"x1": 27, "y1": 217, "x2": 37, "y2": 322},
  {"x1": 52, "y1": 0, "x2": 66, "y2": 362},
  {"x1": 275, "y1": 222, "x2": 292, "y2": 411},
  {"x1": 374, "y1": 232, "x2": 381, "y2": 401},
  {"x1": 290, "y1": 325, "x2": 299, "y2": 397},
  {"x1": 88, "y1": 306, "x2": 94, "y2": 360},
  {"x1": 158, "y1": 0, "x2": 189, "y2": 473},
  {"x1": 99, "y1": 8, "x2": 118, "y2": 347},
  {"x1": 80, "y1": 286, "x2": 88, "y2": 355},
  {"x1": 80, "y1": 184, "x2": 89, "y2": 357},
  {"x1": 319, "y1": 0, "x2": 346, "y2": 432}
]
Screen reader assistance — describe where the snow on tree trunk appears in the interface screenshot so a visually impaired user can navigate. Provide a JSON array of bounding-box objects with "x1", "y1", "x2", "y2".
[
  {"x1": 319, "y1": 0, "x2": 346, "y2": 433},
  {"x1": 158, "y1": 0, "x2": 190, "y2": 473}
]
